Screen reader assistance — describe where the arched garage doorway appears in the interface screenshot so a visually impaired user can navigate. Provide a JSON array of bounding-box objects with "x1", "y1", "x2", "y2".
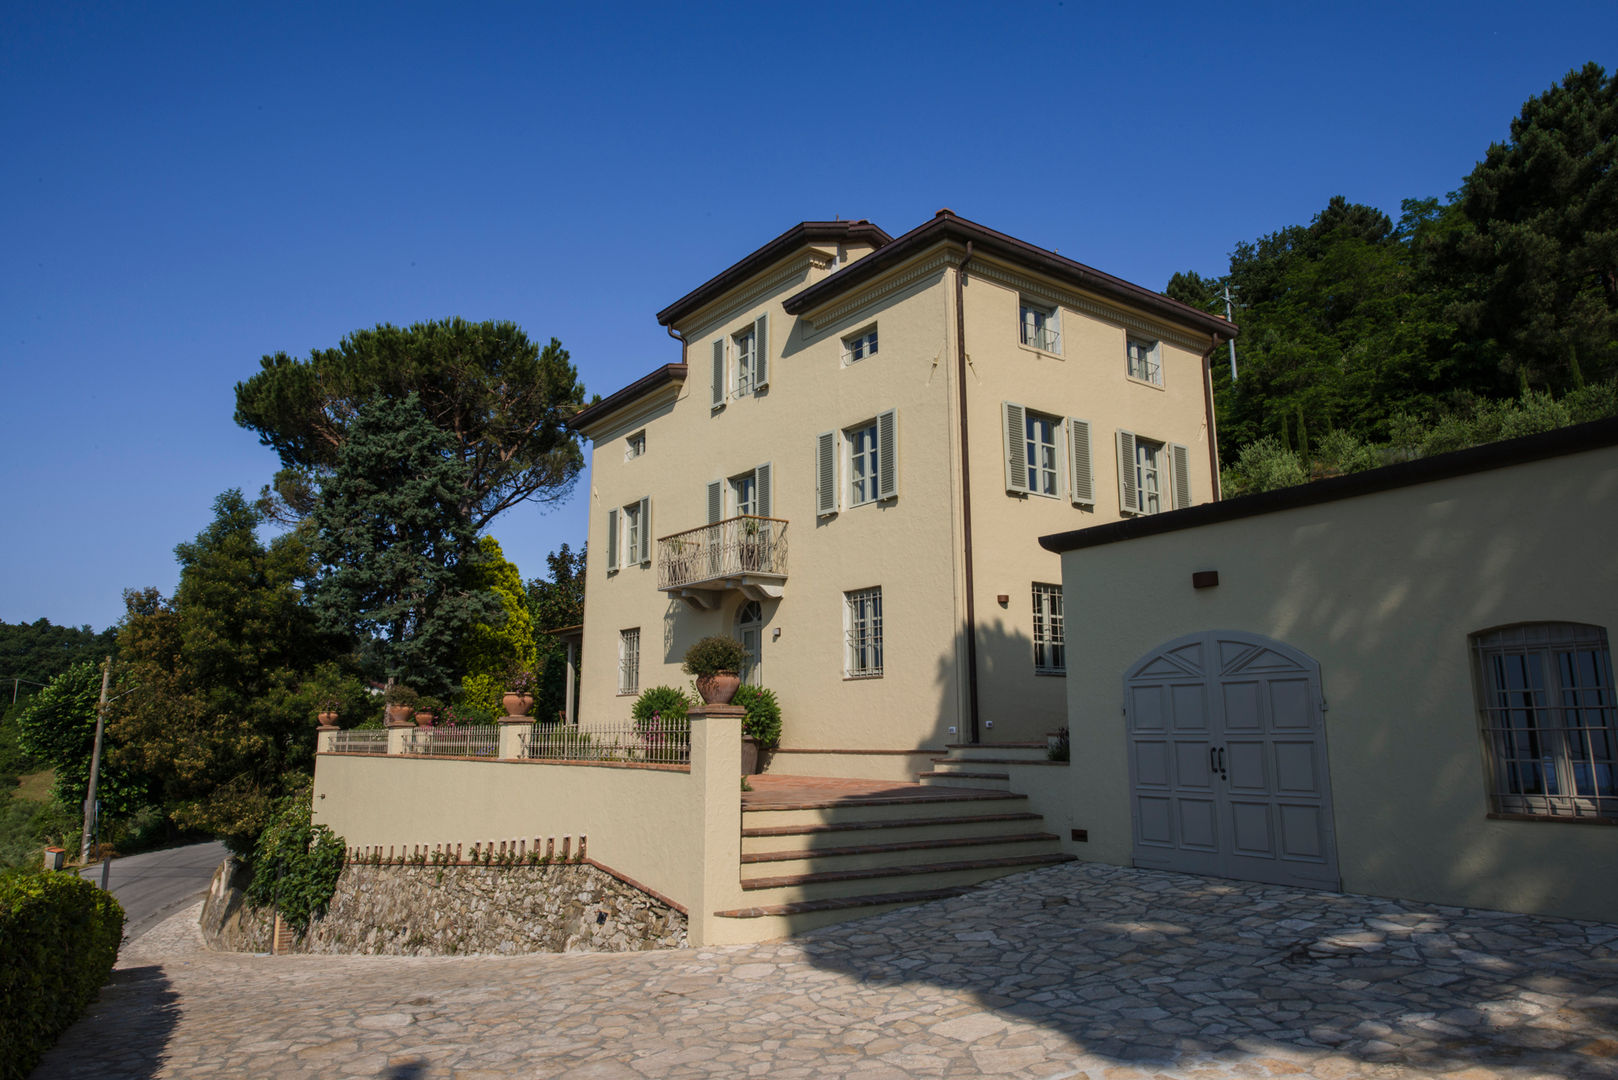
[{"x1": 1124, "y1": 631, "x2": 1340, "y2": 891}]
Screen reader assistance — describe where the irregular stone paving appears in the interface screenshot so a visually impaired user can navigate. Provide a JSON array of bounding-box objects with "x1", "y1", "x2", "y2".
[{"x1": 34, "y1": 862, "x2": 1618, "y2": 1079}]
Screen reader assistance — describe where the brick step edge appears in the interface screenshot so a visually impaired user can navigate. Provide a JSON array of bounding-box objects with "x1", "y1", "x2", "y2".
[
  {"x1": 916, "y1": 770, "x2": 1010, "y2": 781},
  {"x1": 715, "y1": 885, "x2": 979, "y2": 919},
  {"x1": 945, "y1": 742, "x2": 1049, "y2": 749},
  {"x1": 742, "y1": 811, "x2": 1043, "y2": 838},
  {"x1": 741, "y1": 852, "x2": 1076, "y2": 890},
  {"x1": 742, "y1": 789, "x2": 1025, "y2": 811},
  {"x1": 742, "y1": 832, "x2": 1060, "y2": 864}
]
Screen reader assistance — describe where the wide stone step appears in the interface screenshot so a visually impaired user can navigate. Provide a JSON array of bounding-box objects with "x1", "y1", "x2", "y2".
[
  {"x1": 715, "y1": 885, "x2": 977, "y2": 920},
  {"x1": 740, "y1": 811, "x2": 1044, "y2": 854},
  {"x1": 743, "y1": 790, "x2": 1027, "y2": 828},
  {"x1": 916, "y1": 770, "x2": 1011, "y2": 790},
  {"x1": 742, "y1": 832, "x2": 1061, "y2": 871},
  {"x1": 929, "y1": 756, "x2": 1065, "y2": 768},
  {"x1": 945, "y1": 742, "x2": 1053, "y2": 762},
  {"x1": 739, "y1": 852, "x2": 1075, "y2": 905}
]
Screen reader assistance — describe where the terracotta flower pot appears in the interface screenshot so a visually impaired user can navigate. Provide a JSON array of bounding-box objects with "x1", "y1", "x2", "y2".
[
  {"x1": 741, "y1": 734, "x2": 760, "y2": 777},
  {"x1": 316, "y1": 711, "x2": 338, "y2": 728},
  {"x1": 415, "y1": 711, "x2": 435, "y2": 729},
  {"x1": 696, "y1": 671, "x2": 741, "y2": 705},
  {"x1": 384, "y1": 704, "x2": 415, "y2": 727},
  {"x1": 502, "y1": 692, "x2": 535, "y2": 717}
]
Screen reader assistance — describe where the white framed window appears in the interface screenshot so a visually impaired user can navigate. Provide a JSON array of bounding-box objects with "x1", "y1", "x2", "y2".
[
  {"x1": 843, "y1": 325, "x2": 878, "y2": 364},
  {"x1": 736, "y1": 600, "x2": 763, "y2": 686},
  {"x1": 730, "y1": 472, "x2": 757, "y2": 517},
  {"x1": 1019, "y1": 299, "x2": 1060, "y2": 354},
  {"x1": 1032, "y1": 583, "x2": 1065, "y2": 675},
  {"x1": 1126, "y1": 337, "x2": 1162, "y2": 384},
  {"x1": 844, "y1": 587, "x2": 883, "y2": 678},
  {"x1": 606, "y1": 497, "x2": 651, "y2": 571},
  {"x1": 708, "y1": 463, "x2": 772, "y2": 524},
  {"x1": 1472, "y1": 623, "x2": 1615, "y2": 820},
  {"x1": 1025, "y1": 411, "x2": 1060, "y2": 497},
  {"x1": 1116, "y1": 431, "x2": 1190, "y2": 516},
  {"x1": 625, "y1": 430, "x2": 646, "y2": 460},
  {"x1": 734, "y1": 326, "x2": 757, "y2": 397},
  {"x1": 817, "y1": 410, "x2": 898, "y2": 515},
  {"x1": 618, "y1": 628, "x2": 640, "y2": 695}
]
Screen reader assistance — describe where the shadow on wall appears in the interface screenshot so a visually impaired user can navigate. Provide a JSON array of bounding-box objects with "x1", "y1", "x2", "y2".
[
  {"x1": 28, "y1": 964, "x2": 180, "y2": 1080},
  {"x1": 798, "y1": 860, "x2": 1615, "y2": 1075},
  {"x1": 933, "y1": 619, "x2": 1046, "y2": 746}
]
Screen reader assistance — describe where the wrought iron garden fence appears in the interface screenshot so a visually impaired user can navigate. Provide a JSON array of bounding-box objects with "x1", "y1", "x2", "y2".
[
  {"x1": 406, "y1": 724, "x2": 500, "y2": 758},
  {"x1": 330, "y1": 730, "x2": 388, "y2": 755},
  {"x1": 521, "y1": 719, "x2": 689, "y2": 766}
]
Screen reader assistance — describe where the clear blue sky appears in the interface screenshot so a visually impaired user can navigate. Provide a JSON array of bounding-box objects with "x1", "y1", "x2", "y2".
[{"x1": 3, "y1": 1, "x2": 1612, "y2": 631}]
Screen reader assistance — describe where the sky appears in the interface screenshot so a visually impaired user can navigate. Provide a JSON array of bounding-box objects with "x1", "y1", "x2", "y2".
[{"x1": 2, "y1": 1, "x2": 1613, "y2": 632}]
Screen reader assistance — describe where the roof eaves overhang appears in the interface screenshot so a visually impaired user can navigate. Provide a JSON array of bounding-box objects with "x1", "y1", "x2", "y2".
[
  {"x1": 783, "y1": 212, "x2": 1238, "y2": 342},
  {"x1": 656, "y1": 220, "x2": 893, "y2": 329},
  {"x1": 567, "y1": 363, "x2": 687, "y2": 437},
  {"x1": 1038, "y1": 416, "x2": 1618, "y2": 555}
]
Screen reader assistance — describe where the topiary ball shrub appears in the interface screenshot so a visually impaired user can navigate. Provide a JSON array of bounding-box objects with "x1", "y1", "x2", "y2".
[
  {"x1": 731, "y1": 684, "x2": 782, "y2": 750},
  {"x1": 681, "y1": 636, "x2": 749, "y2": 676},
  {"x1": 631, "y1": 685, "x2": 692, "y2": 736}
]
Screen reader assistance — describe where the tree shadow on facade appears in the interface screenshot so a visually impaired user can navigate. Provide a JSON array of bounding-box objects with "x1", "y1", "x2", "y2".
[{"x1": 29, "y1": 964, "x2": 180, "y2": 1080}]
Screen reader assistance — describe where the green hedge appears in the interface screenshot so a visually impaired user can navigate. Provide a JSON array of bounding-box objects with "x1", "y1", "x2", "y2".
[{"x1": 0, "y1": 869, "x2": 125, "y2": 1080}]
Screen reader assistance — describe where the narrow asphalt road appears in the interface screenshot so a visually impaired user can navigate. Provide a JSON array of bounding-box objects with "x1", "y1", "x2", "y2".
[{"x1": 78, "y1": 840, "x2": 228, "y2": 942}]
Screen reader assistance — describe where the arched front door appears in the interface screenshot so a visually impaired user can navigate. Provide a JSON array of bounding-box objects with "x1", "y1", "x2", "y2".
[
  {"x1": 1124, "y1": 631, "x2": 1340, "y2": 891},
  {"x1": 735, "y1": 600, "x2": 764, "y2": 685}
]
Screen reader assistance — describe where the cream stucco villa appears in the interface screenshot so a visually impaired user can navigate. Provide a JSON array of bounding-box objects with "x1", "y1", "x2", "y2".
[{"x1": 569, "y1": 210, "x2": 1237, "y2": 777}]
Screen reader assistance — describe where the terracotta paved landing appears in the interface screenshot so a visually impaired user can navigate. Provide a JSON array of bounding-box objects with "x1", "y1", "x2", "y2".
[{"x1": 740, "y1": 773, "x2": 1014, "y2": 810}]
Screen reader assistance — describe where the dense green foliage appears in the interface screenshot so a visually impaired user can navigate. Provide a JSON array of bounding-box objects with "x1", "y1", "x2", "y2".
[
  {"x1": 681, "y1": 636, "x2": 750, "y2": 677},
  {"x1": 307, "y1": 395, "x2": 500, "y2": 696},
  {"x1": 731, "y1": 684, "x2": 782, "y2": 750},
  {"x1": 14, "y1": 662, "x2": 148, "y2": 820},
  {"x1": 525, "y1": 543, "x2": 585, "y2": 723},
  {"x1": 458, "y1": 536, "x2": 536, "y2": 686},
  {"x1": 111, "y1": 492, "x2": 346, "y2": 854},
  {"x1": 1170, "y1": 64, "x2": 1618, "y2": 467},
  {"x1": 0, "y1": 619, "x2": 117, "y2": 707},
  {"x1": 234, "y1": 318, "x2": 587, "y2": 530},
  {"x1": 631, "y1": 686, "x2": 692, "y2": 734},
  {"x1": 0, "y1": 799, "x2": 79, "y2": 873},
  {"x1": 0, "y1": 869, "x2": 124, "y2": 1080},
  {"x1": 245, "y1": 786, "x2": 345, "y2": 931}
]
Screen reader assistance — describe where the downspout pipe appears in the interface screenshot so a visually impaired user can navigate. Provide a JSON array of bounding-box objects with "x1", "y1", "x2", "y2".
[
  {"x1": 666, "y1": 325, "x2": 688, "y2": 364},
  {"x1": 955, "y1": 241, "x2": 981, "y2": 744},
  {"x1": 1200, "y1": 334, "x2": 1224, "y2": 502}
]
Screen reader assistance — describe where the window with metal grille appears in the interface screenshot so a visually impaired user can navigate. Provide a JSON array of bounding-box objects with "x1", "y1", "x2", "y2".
[
  {"x1": 1032, "y1": 583, "x2": 1065, "y2": 675},
  {"x1": 844, "y1": 587, "x2": 883, "y2": 679},
  {"x1": 1127, "y1": 337, "x2": 1161, "y2": 384},
  {"x1": 1019, "y1": 301, "x2": 1060, "y2": 353},
  {"x1": 618, "y1": 628, "x2": 640, "y2": 696},
  {"x1": 1473, "y1": 622, "x2": 1615, "y2": 819}
]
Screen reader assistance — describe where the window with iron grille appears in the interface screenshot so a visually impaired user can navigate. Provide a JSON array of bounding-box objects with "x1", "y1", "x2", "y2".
[
  {"x1": 1032, "y1": 583, "x2": 1065, "y2": 675},
  {"x1": 1019, "y1": 300, "x2": 1060, "y2": 353},
  {"x1": 1472, "y1": 622, "x2": 1615, "y2": 819},
  {"x1": 618, "y1": 628, "x2": 640, "y2": 696},
  {"x1": 1127, "y1": 337, "x2": 1161, "y2": 384},
  {"x1": 844, "y1": 587, "x2": 883, "y2": 679}
]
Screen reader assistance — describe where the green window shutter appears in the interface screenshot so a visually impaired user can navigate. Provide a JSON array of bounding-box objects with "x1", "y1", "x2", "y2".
[
  {"x1": 1117, "y1": 430, "x2": 1139, "y2": 515},
  {"x1": 876, "y1": 408, "x2": 898, "y2": 501},
  {"x1": 815, "y1": 430, "x2": 838, "y2": 516},
  {"x1": 753, "y1": 312, "x2": 769, "y2": 389},
  {"x1": 606, "y1": 507, "x2": 620, "y2": 571},
  {"x1": 707, "y1": 480, "x2": 722, "y2": 525},
  {"x1": 711, "y1": 339, "x2": 726, "y2": 410},
  {"x1": 1068, "y1": 417, "x2": 1094, "y2": 506},
  {"x1": 1003, "y1": 401, "x2": 1030, "y2": 493},
  {"x1": 755, "y1": 462, "x2": 772, "y2": 518},
  {"x1": 1171, "y1": 444, "x2": 1192, "y2": 509},
  {"x1": 637, "y1": 497, "x2": 651, "y2": 563}
]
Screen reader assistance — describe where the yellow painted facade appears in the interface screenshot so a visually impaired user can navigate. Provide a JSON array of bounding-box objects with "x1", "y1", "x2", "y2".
[{"x1": 575, "y1": 215, "x2": 1230, "y2": 775}]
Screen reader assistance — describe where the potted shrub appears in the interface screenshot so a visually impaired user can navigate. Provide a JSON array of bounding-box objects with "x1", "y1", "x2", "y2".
[
  {"x1": 682, "y1": 636, "x2": 749, "y2": 705},
  {"x1": 383, "y1": 683, "x2": 418, "y2": 727},
  {"x1": 731, "y1": 683, "x2": 782, "y2": 775},
  {"x1": 315, "y1": 695, "x2": 341, "y2": 729},
  {"x1": 502, "y1": 667, "x2": 536, "y2": 717},
  {"x1": 414, "y1": 695, "x2": 442, "y2": 729}
]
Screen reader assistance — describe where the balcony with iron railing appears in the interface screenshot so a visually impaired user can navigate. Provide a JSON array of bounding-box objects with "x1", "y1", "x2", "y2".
[{"x1": 657, "y1": 515, "x2": 788, "y2": 609}]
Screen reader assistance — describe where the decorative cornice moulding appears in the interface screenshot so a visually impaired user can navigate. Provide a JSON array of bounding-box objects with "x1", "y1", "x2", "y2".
[
  {"x1": 685, "y1": 253, "x2": 827, "y2": 340},
  {"x1": 969, "y1": 259, "x2": 1206, "y2": 352},
  {"x1": 803, "y1": 251, "x2": 959, "y2": 331}
]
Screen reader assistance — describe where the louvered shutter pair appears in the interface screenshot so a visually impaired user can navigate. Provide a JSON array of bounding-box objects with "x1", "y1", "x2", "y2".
[
  {"x1": 1115, "y1": 430, "x2": 1191, "y2": 514},
  {"x1": 707, "y1": 463, "x2": 772, "y2": 524},
  {"x1": 606, "y1": 498, "x2": 652, "y2": 571},
  {"x1": 815, "y1": 409, "x2": 898, "y2": 516},
  {"x1": 1002, "y1": 402, "x2": 1094, "y2": 506},
  {"x1": 711, "y1": 313, "x2": 770, "y2": 410}
]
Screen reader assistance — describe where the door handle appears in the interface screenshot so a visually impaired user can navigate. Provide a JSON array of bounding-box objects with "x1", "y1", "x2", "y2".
[{"x1": 1217, "y1": 747, "x2": 1227, "y2": 778}]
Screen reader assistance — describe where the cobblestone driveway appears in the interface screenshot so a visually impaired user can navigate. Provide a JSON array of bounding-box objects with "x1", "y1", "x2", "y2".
[{"x1": 35, "y1": 862, "x2": 1618, "y2": 1079}]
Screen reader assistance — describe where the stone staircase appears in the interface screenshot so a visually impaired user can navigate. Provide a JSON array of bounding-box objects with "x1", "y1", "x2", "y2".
[
  {"x1": 714, "y1": 755, "x2": 1072, "y2": 936},
  {"x1": 917, "y1": 741, "x2": 1066, "y2": 790}
]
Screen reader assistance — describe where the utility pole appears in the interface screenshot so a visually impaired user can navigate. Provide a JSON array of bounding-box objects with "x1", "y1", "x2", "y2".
[
  {"x1": 1221, "y1": 284, "x2": 1239, "y2": 382},
  {"x1": 80, "y1": 656, "x2": 112, "y2": 864}
]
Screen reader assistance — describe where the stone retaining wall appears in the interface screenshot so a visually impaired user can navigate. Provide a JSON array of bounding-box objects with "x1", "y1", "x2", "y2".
[{"x1": 201, "y1": 858, "x2": 687, "y2": 955}]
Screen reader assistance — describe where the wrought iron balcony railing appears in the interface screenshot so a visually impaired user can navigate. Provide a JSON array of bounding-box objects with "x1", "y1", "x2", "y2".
[{"x1": 656, "y1": 515, "x2": 788, "y2": 606}]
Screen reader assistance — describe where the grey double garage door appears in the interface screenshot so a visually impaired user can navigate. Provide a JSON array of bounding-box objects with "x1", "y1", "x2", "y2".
[{"x1": 1125, "y1": 631, "x2": 1340, "y2": 891}]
